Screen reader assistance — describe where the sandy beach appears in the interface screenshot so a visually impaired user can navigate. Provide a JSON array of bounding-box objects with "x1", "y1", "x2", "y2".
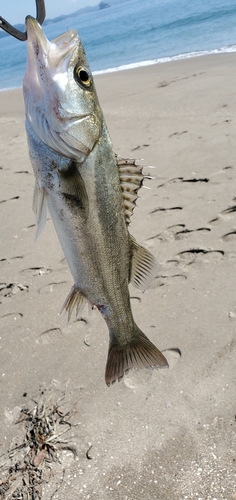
[{"x1": 0, "y1": 53, "x2": 236, "y2": 498}]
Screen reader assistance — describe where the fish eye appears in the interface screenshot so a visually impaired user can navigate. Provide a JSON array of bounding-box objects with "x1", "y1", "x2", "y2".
[{"x1": 74, "y1": 66, "x2": 92, "y2": 89}]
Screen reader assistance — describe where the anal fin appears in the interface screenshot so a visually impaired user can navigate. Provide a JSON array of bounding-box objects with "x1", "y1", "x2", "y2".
[
  {"x1": 130, "y1": 235, "x2": 159, "y2": 292},
  {"x1": 61, "y1": 285, "x2": 85, "y2": 321}
]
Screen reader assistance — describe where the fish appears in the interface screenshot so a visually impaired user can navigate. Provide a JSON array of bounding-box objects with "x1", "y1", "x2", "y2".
[{"x1": 23, "y1": 16, "x2": 168, "y2": 386}]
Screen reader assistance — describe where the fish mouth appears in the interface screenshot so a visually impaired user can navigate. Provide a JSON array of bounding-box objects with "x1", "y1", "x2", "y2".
[
  {"x1": 25, "y1": 16, "x2": 78, "y2": 69},
  {"x1": 24, "y1": 16, "x2": 79, "y2": 97}
]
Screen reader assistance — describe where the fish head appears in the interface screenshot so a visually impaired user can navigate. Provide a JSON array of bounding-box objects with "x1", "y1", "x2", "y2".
[{"x1": 23, "y1": 16, "x2": 102, "y2": 161}]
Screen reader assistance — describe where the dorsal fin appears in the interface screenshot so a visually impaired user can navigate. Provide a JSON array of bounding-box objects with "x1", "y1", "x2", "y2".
[
  {"x1": 117, "y1": 155, "x2": 145, "y2": 224},
  {"x1": 32, "y1": 182, "x2": 47, "y2": 240}
]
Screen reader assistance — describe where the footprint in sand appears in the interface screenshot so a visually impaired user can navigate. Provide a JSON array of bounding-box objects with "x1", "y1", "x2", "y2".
[
  {"x1": 169, "y1": 130, "x2": 188, "y2": 138},
  {"x1": 149, "y1": 206, "x2": 183, "y2": 215},
  {"x1": 0, "y1": 195, "x2": 19, "y2": 204},
  {"x1": 162, "y1": 348, "x2": 182, "y2": 369},
  {"x1": 0, "y1": 255, "x2": 23, "y2": 263},
  {"x1": 209, "y1": 199, "x2": 236, "y2": 225},
  {"x1": 177, "y1": 248, "x2": 224, "y2": 266},
  {"x1": 0, "y1": 282, "x2": 29, "y2": 298},
  {"x1": 124, "y1": 368, "x2": 154, "y2": 388},
  {"x1": 0, "y1": 313, "x2": 24, "y2": 329},
  {"x1": 22, "y1": 223, "x2": 36, "y2": 232},
  {"x1": 157, "y1": 72, "x2": 204, "y2": 90},
  {"x1": 150, "y1": 274, "x2": 187, "y2": 289},
  {"x1": 21, "y1": 267, "x2": 52, "y2": 277},
  {"x1": 131, "y1": 143, "x2": 150, "y2": 151},
  {"x1": 146, "y1": 224, "x2": 185, "y2": 243},
  {"x1": 1, "y1": 312, "x2": 23, "y2": 319},
  {"x1": 124, "y1": 348, "x2": 181, "y2": 389},
  {"x1": 36, "y1": 327, "x2": 63, "y2": 345},
  {"x1": 36, "y1": 318, "x2": 88, "y2": 345},
  {"x1": 146, "y1": 225, "x2": 211, "y2": 243},
  {"x1": 14, "y1": 170, "x2": 30, "y2": 174},
  {"x1": 174, "y1": 227, "x2": 211, "y2": 241},
  {"x1": 157, "y1": 177, "x2": 209, "y2": 188},
  {"x1": 221, "y1": 230, "x2": 236, "y2": 242},
  {"x1": 130, "y1": 296, "x2": 141, "y2": 303},
  {"x1": 38, "y1": 281, "x2": 67, "y2": 294}
]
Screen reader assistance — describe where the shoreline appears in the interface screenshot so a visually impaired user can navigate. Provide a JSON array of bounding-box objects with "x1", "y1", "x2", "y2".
[
  {"x1": 93, "y1": 44, "x2": 236, "y2": 75},
  {"x1": 1, "y1": 47, "x2": 236, "y2": 92}
]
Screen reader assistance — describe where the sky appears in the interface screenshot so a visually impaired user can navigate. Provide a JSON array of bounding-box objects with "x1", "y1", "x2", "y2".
[{"x1": 0, "y1": 0, "x2": 98, "y2": 25}]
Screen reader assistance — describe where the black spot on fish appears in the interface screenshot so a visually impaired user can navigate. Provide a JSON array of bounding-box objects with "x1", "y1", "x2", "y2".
[
  {"x1": 59, "y1": 161, "x2": 89, "y2": 219},
  {"x1": 34, "y1": 40, "x2": 40, "y2": 57},
  {"x1": 61, "y1": 192, "x2": 85, "y2": 210},
  {"x1": 59, "y1": 160, "x2": 78, "y2": 179}
]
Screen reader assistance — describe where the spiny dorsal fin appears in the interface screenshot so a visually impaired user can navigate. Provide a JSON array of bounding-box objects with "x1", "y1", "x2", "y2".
[
  {"x1": 117, "y1": 155, "x2": 145, "y2": 224},
  {"x1": 61, "y1": 285, "x2": 85, "y2": 321},
  {"x1": 32, "y1": 182, "x2": 47, "y2": 240},
  {"x1": 130, "y1": 235, "x2": 159, "y2": 292}
]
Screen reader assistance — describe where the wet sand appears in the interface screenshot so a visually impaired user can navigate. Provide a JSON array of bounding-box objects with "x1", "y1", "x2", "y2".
[{"x1": 0, "y1": 53, "x2": 236, "y2": 499}]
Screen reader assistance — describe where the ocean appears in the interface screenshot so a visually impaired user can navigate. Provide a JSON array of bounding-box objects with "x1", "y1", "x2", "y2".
[{"x1": 0, "y1": 0, "x2": 236, "y2": 90}]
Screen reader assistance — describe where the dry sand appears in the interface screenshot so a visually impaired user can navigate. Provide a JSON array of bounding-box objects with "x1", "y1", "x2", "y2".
[{"x1": 0, "y1": 53, "x2": 236, "y2": 499}]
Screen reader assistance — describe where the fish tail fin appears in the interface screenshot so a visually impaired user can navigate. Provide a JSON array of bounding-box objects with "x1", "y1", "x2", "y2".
[{"x1": 105, "y1": 324, "x2": 168, "y2": 387}]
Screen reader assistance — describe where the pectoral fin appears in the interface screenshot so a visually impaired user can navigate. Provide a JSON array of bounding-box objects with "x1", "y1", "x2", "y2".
[
  {"x1": 32, "y1": 183, "x2": 47, "y2": 240},
  {"x1": 59, "y1": 161, "x2": 89, "y2": 220},
  {"x1": 130, "y1": 235, "x2": 159, "y2": 292}
]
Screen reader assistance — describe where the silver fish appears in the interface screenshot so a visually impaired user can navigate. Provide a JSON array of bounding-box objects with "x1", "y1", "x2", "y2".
[{"x1": 23, "y1": 16, "x2": 168, "y2": 385}]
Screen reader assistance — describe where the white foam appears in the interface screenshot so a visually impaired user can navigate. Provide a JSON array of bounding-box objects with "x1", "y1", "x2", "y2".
[
  {"x1": 0, "y1": 86, "x2": 22, "y2": 92},
  {"x1": 93, "y1": 44, "x2": 236, "y2": 76}
]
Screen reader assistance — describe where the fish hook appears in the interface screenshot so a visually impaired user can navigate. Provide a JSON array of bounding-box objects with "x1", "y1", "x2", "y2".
[{"x1": 0, "y1": 0, "x2": 46, "y2": 41}]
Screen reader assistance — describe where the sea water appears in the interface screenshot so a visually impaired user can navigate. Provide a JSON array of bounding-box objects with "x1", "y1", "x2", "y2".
[{"x1": 0, "y1": 0, "x2": 236, "y2": 90}]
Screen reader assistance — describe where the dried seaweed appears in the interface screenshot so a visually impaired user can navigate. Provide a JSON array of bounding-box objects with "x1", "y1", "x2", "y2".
[{"x1": 0, "y1": 396, "x2": 78, "y2": 499}]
